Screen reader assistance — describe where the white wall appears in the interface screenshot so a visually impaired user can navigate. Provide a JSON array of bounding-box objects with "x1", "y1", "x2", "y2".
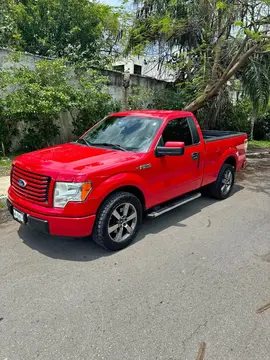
[{"x1": 113, "y1": 55, "x2": 176, "y2": 81}]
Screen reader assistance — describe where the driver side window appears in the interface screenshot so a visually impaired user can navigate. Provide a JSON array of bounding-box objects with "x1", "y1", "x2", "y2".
[{"x1": 159, "y1": 118, "x2": 193, "y2": 146}]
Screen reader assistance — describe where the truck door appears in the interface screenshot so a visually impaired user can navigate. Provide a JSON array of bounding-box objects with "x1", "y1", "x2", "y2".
[{"x1": 153, "y1": 116, "x2": 204, "y2": 202}]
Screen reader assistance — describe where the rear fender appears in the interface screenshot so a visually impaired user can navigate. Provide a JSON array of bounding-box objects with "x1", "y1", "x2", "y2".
[
  {"x1": 210, "y1": 148, "x2": 238, "y2": 183},
  {"x1": 202, "y1": 147, "x2": 238, "y2": 187},
  {"x1": 219, "y1": 148, "x2": 238, "y2": 170}
]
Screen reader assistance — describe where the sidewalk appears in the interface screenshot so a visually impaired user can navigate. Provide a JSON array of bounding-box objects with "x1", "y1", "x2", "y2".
[{"x1": 0, "y1": 176, "x2": 10, "y2": 197}]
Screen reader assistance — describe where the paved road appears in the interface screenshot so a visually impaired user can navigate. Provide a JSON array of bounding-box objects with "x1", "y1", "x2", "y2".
[{"x1": 1, "y1": 160, "x2": 270, "y2": 360}]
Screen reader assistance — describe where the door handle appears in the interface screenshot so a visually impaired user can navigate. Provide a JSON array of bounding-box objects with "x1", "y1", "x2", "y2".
[{"x1": 192, "y1": 152, "x2": 199, "y2": 160}]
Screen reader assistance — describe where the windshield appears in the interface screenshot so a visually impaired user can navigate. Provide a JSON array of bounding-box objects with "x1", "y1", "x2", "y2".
[{"x1": 81, "y1": 116, "x2": 162, "y2": 152}]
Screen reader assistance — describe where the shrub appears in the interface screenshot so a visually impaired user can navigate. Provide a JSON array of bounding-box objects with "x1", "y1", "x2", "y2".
[
  {"x1": 152, "y1": 88, "x2": 185, "y2": 110},
  {"x1": 0, "y1": 58, "x2": 115, "y2": 152},
  {"x1": 72, "y1": 70, "x2": 120, "y2": 136},
  {"x1": 127, "y1": 86, "x2": 186, "y2": 111},
  {"x1": 197, "y1": 94, "x2": 251, "y2": 133},
  {"x1": 253, "y1": 109, "x2": 270, "y2": 140},
  {"x1": 127, "y1": 86, "x2": 154, "y2": 110},
  {"x1": 0, "y1": 59, "x2": 76, "y2": 151}
]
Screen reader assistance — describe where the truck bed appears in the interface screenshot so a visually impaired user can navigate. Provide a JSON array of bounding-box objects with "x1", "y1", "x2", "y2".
[{"x1": 202, "y1": 130, "x2": 246, "y2": 142}]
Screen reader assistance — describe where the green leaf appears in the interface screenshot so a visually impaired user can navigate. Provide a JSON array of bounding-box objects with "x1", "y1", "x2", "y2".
[
  {"x1": 234, "y1": 21, "x2": 243, "y2": 26},
  {"x1": 216, "y1": 1, "x2": 226, "y2": 10},
  {"x1": 244, "y1": 28, "x2": 255, "y2": 38},
  {"x1": 159, "y1": 15, "x2": 172, "y2": 34}
]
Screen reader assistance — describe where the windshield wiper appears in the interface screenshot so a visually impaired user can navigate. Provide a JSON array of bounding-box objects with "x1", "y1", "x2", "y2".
[
  {"x1": 77, "y1": 138, "x2": 91, "y2": 147},
  {"x1": 92, "y1": 143, "x2": 127, "y2": 152}
]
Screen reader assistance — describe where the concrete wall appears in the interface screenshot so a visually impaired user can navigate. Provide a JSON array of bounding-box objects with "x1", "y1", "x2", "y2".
[
  {"x1": 0, "y1": 48, "x2": 172, "y2": 150},
  {"x1": 101, "y1": 69, "x2": 171, "y2": 101},
  {"x1": 0, "y1": 48, "x2": 171, "y2": 101},
  {"x1": 112, "y1": 55, "x2": 177, "y2": 82}
]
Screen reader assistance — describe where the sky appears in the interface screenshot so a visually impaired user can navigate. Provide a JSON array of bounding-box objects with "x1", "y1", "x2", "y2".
[{"x1": 102, "y1": 0, "x2": 122, "y2": 6}]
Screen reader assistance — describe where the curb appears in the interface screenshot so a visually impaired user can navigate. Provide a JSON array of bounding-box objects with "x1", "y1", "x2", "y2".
[
  {"x1": 0, "y1": 196, "x2": 11, "y2": 224},
  {"x1": 0, "y1": 195, "x2": 7, "y2": 206},
  {"x1": 247, "y1": 151, "x2": 270, "y2": 159}
]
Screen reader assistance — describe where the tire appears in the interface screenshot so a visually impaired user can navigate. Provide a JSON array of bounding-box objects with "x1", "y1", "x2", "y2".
[
  {"x1": 92, "y1": 192, "x2": 143, "y2": 251},
  {"x1": 208, "y1": 164, "x2": 235, "y2": 200}
]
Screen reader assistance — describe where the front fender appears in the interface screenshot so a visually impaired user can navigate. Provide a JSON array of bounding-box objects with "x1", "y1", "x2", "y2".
[{"x1": 90, "y1": 172, "x2": 150, "y2": 209}]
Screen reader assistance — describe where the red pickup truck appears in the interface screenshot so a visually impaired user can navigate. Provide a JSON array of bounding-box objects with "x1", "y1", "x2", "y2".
[{"x1": 8, "y1": 110, "x2": 247, "y2": 250}]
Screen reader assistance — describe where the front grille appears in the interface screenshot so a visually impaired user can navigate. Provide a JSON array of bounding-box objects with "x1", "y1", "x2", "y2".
[{"x1": 11, "y1": 166, "x2": 51, "y2": 203}]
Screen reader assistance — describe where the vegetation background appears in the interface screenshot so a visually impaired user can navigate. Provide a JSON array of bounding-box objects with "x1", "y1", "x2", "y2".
[{"x1": 0, "y1": 0, "x2": 270, "y2": 155}]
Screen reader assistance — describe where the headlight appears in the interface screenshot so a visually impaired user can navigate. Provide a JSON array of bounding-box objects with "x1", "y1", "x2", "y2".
[{"x1": 53, "y1": 182, "x2": 92, "y2": 208}]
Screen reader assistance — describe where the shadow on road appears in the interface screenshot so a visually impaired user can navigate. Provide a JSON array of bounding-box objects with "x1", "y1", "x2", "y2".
[
  {"x1": 18, "y1": 184, "x2": 244, "y2": 262},
  {"x1": 135, "y1": 184, "x2": 243, "y2": 242}
]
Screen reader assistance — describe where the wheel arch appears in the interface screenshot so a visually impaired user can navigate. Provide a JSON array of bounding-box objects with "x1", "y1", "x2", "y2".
[
  {"x1": 93, "y1": 185, "x2": 146, "y2": 221},
  {"x1": 101, "y1": 185, "x2": 146, "y2": 210},
  {"x1": 202, "y1": 150, "x2": 238, "y2": 187},
  {"x1": 223, "y1": 155, "x2": 236, "y2": 169},
  {"x1": 90, "y1": 171, "x2": 150, "y2": 214}
]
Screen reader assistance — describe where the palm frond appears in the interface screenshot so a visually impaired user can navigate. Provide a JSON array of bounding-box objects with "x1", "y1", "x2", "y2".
[{"x1": 240, "y1": 53, "x2": 270, "y2": 114}]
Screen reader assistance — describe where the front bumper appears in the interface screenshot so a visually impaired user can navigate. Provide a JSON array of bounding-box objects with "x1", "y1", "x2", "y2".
[{"x1": 7, "y1": 199, "x2": 96, "y2": 237}]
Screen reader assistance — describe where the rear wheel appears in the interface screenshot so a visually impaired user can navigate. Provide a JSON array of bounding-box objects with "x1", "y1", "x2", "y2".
[
  {"x1": 209, "y1": 164, "x2": 235, "y2": 200},
  {"x1": 92, "y1": 192, "x2": 142, "y2": 251}
]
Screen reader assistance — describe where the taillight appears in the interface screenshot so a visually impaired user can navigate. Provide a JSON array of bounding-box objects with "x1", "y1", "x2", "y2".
[{"x1": 244, "y1": 139, "x2": 248, "y2": 152}]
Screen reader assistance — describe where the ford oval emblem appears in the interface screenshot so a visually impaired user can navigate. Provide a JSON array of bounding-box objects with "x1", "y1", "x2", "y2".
[{"x1": 18, "y1": 179, "x2": 27, "y2": 188}]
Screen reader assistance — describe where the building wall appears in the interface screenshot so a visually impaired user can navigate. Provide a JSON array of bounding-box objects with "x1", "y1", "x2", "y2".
[
  {"x1": 0, "y1": 48, "x2": 172, "y2": 150},
  {"x1": 112, "y1": 55, "x2": 177, "y2": 81}
]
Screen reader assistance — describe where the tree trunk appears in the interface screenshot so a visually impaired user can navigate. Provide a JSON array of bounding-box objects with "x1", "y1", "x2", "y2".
[
  {"x1": 121, "y1": 87, "x2": 128, "y2": 111},
  {"x1": 183, "y1": 94, "x2": 208, "y2": 113},
  {"x1": 250, "y1": 110, "x2": 257, "y2": 141}
]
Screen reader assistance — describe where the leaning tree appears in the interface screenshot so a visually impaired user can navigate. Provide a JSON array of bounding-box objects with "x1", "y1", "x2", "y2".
[{"x1": 126, "y1": 0, "x2": 270, "y2": 113}]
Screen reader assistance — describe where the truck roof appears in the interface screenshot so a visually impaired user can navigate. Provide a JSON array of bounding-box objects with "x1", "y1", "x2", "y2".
[{"x1": 110, "y1": 110, "x2": 194, "y2": 120}]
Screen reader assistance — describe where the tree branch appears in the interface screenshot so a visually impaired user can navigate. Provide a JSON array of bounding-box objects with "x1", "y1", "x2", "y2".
[
  {"x1": 222, "y1": 36, "x2": 249, "y2": 78},
  {"x1": 184, "y1": 43, "x2": 260, "y2": 112},
  {"x1": 217, "y1": 43, "x2": 259, "y2": 87}
]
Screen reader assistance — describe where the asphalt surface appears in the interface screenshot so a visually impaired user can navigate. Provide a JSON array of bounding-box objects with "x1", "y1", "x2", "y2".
[{"x1": 1, "y1": 159, "x2": 270, "y2": 360}]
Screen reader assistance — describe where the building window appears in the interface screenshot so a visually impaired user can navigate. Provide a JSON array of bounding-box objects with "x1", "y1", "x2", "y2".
[
  {"x1": 113, "y1": 65, "x2": 125, "y2": 73},
  {"x1": 134, "y1": 65, "x2": 142, "y2": 75}
]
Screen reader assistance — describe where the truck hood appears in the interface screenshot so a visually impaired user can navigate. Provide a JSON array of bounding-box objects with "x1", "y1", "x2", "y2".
[{"x1": 13, "y1": 143, "x2": 144, "y2": 181}]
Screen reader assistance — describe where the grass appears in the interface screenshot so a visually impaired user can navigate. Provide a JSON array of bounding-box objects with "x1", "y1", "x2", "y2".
[
  {"x1": 0, "y1": 155, "x2": 18, "y2": 177},
  {"x1": 0, "y1": 153, "x2": 21, "y2": 167},
  {"x1": 249, "y1": 140, "x2": 270, "y2": 148},
  {"x1": 0, "y1": 157, "x2": 13, "y2": 167},
  {"x1": 0, "y1": 200, "x2": 6, "y2": 209}
]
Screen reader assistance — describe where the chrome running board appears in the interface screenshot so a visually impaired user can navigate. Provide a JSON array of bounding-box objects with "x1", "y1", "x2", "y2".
[{"x1": 147, "y1": 192, "x2": 201, "y2": 218}]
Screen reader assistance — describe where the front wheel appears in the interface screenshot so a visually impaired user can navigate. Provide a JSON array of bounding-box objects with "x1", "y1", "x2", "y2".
[
  {"x1": 209, "y1": 164, "x2": 235, "y2": 200},
  {"x1": 92, "y1": 192, "x2": 143, "y2": 251}
]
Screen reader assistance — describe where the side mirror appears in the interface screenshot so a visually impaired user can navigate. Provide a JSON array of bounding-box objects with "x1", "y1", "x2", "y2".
[{"x1": 156, "y1": 141, "x2": 185, "y2": 157}]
